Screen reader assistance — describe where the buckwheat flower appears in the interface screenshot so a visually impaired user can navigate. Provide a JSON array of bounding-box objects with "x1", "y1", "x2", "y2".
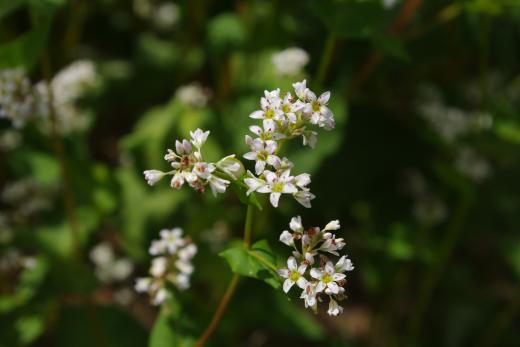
[
  {"x1": 335, "y1": 255, "x2": 355, "y2": 273},
  {"x1": 272, "y1": 47, "x2": 310, "y2": 76},
  {"x1": 135, "y1": 227, "x2": 197, "y2": 305},
  {"x1": 324, "y1": 220, "x2": 340, "y2": 231},
  {"x1": 144, "y1": 170, "x2": 166, "y2": 186},
  {"x1": 244, "y1": 137, "x2": 280, "y2": 174},
  {"x1": 327, "y1": 297, "x2": 343, "y2": 316},
  {"x1": 160, "y1": 228, "x2": 186, "y2": 253},
  {"x1": 305, "y1": 90, "x2": 332, "y2": 126},
  {"x1": 249, "y1": 119, "x2": 284, "y2": 142},
  {"x1": 455, "y1": 147, "x2": 491, "y2": 182},
  {"x1": 311, "y1": 261, "x2": 346, "y2": 295},
  {"x1": 320, "y1": 233, "x2": 345, "y2": 256},
  {"x1": 383, "y1": 0, "x2": 398, "y2": 9},
  {"x1": 153, "y1": 2, "x2": 180, "y2": 31},
  {"x1": 150, "y1": 257, "x2": 168, "y2": 277},
  {"x1": 90, "y1": 242, "x2": 134, "y2": 283},
  {"x1": 279, "y1": 230, "x2": 294, "y2": 247},
  {"x1": 207, "y1": 175, "x2": 230, "y2": 196},
  {"x1": 293, "y1": 80, "x2": 310, "y2": 101},
  {"x1": 245, "y1": 170, "x2": 298, "y2": 208},
  {"x1": 294, "y1": 189, "x2": 315, "y2": 208},
  {"x1": 302, "y1": 130, "x2": 318, "y2": 149},
  {"x1": 0, "y1": 68, "x2": 37, "y2": 128},
  {"x1": 175, "y1": 83, "x2": 210, "y2": 108},
  {"x1": 249, "y1": 95, "x2": 283, "y2": 121},
  {"x1": 277, "y1": 256, "x2": 308, "y2": 293},
  {"x1": 279, "y1": 92, "x2": 305, "y2": 124},
  {"x1": 300, "y1": 283, "x2": 318, "y2": 309},
  {"x1": 190, "y1": 128, "x2": 210, "y2": 149},
  {"x1": 290, "y1": 215, "x2": 303, "y2": 233},
  {"x1": 90, "y1": 242, "x2": 114, "y2": 265}
]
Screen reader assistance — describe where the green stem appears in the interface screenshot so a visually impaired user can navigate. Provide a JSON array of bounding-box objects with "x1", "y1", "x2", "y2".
[
  {"x1": 193, "y1": 204, "x2": 255, "y2": 347},
  {"x1": 315, "y1": 33, "x2": 336, "y2": 87},
  {"x1": 243, "y1": 204, "x2": 254, "y2": 247}
]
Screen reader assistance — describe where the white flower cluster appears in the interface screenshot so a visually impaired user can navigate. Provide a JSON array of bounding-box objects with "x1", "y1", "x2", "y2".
[
  {"x1": 89, "y1": 242, "x2": 134, "y2": 284},
  {"x1": 417, "y1": 86, "x2": 493, "y2": 143},
  {"x1": 143, "y1": 129, "x2": 243, "y2": 196},
  {"x1": 277, "y1": 216, "x2": 354, "y2": 316},
  {"x1": 37, "y1": 60, "x2": 98, "y2": 135},
  {"x1": 135, "y1": 228, "x2": 197, "y2": 305},
  {"x1": 175, "y1": 83, "x2": 211, "y2": 108},
  {"x1": 243, "y1": 80, "x2": 335, "y2": 208},
  {"x1": 0, "y1": 61, "x2": 97, "y2": 134},
  {"x1": 272, "y1": 47, "x2": 309, "y2": 76},
  {"x1": 0, "y1": 68, "x2": 37, "y2": 128}
]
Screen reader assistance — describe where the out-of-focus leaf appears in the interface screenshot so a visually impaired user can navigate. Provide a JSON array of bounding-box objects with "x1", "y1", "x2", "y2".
[
  {"x1": 207, "y1": 13, "x2": 246, "y2": 52},
  {"x1": 22, "y1": 151, "x2": 60, "y2": 185},
  {"x1": 137, "y1": 34, "x2": 181, "y2": 68},
  {"x1": 16, "y1": 314, "x2": 45, "y2": 344},
  {"x1": 230, "y1": 179, "x2": 263, "y2": 210},
  {"x1": 312, "y1": 0, "x2": 384, "y2": 39},
  {"x1": 387, "y1": 223, "x2": 413, "y2": 260},
  {"x1": 0, "y1": 23, "x2": 50, "y2": 70},
  {"x1": 495, "y1": 120, "x2": 520, "y2": 144},
  {"x1": 372, "y1": 33, "x2": 409, "y2": 61},
  {"x1": 116, "y1": 167, "x2": 187, "y2": 259},
  {"x1": 220, "y1": 239, "x2": 280, "y2": 288}
]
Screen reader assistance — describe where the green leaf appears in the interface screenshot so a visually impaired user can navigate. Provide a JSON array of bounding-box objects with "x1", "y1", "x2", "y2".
[
  {"x1": 230, "y1": 179, "x2": 263, "y2": 210},
  {"x1": 372, "y1": 33, "x2": 410, "y2": 61},
  {"x1": 220, "y1": 239, "x2": 280, "y2": 288},
  {"x1": 149, "y1": 309, "x2": 178, "y2": 347}
]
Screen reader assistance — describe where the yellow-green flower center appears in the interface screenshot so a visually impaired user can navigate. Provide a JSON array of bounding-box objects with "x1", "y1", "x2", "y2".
[
  {"x1": 265, "y1": 109, "x2": 275, "y2": 119},
  {"x1": 312, "y1": 101, "x2": 320, "y2": 112},
  {"x1": 289, "y1": 271, "x2": 300, "y2": 282},
  {"x1": 257, "y1": 151, "x2": 268, "y2": 161},
  {"x1": 322, "y1": 274, "x2": 333, "y2": 284},
  {"x1": 272, "y1": 182, "x2": 284, "y2": 193}
]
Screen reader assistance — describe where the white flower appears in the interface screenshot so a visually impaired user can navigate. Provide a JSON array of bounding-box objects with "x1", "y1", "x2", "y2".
[
  {"x1": 300, "y1": 283, "x2": 318, "y2": 309},
  {"x1": 112, "y1": 259, "x2": 134, "y2": 281},
  {"x1": 0, "y1": 68, "x2": 36, "y2": 128},
  {"x1": 323, "y1": 220, "x2": 340, "y2": 231},
  {"x1": 294, "y1": 189, "x2": 315, "y2": 208},
  {"x1": 277, "y1": 257, "x2": 308, "y2": 293},
  {"x1": 152, "y1": 288, "x2": 169, "y2": 305},
  {"x1": 175, "y1": 83, "x2": 210, "y2": 108},
  {"x1": 327, "y1": 297, "x2": 343, "y2": 316},
  {"x1": 272, "y1": 47, "x2": 310, "y2": 76},
  {"x1": 178, "y1": 243, "x2": 197, "y2": 261},
  {"x1": 160, "y1": 228, "x2": 186, "y2": 253},
  {"x1": 245, "y1": 170, "x2": 298, "y2": 208},
  {"x1": 243, "y1": 137, "x2": 280, "y2": 175},
  {"x1": 90, "y1": 243, "x2": 114, "y2": 265},
  {"x1": 150, "y1": 257, "x2": 168, "y2": 277},
  {"x1": 207, "y1": 175, "x2": 230, "y2": 196},
  {"x1": 153, "y1": 2, "x2": 180, "y2": 31},
  {"x1": 190, "y1": 128, "x2": 210, "y2": 149},
  {"x1": 293, "y1": 80, "x2": 309, "y2": 100},
  {"x1": 249, "y1": 119, "x2": 284, "y2": 142},
  {"x1": 143, "y1": 170, "x2": 165, "y2": 186},
  {"x1": 279, "y1": 230, "x2": 294, "y2": 247},
  {"x1": 335, "y1": 255, "x2": 354, "y2": 272},
  {"x1": 311, "y1": 261, "x2": 346, "y2": 295},
  {"x1": 302, "y1": 130, "x2": 318, "y2": 149},
  {"x1": 382, "y1": 0, "x2": 397, "y2": 9},
  {"x1": 320, "y1": 233, "x2": 345, "y2": 256},
  {"x1": 249, "y1": 94, "x2": 283, "y2": 121},
  {"x1": 304, "y1": 90, "x2": 334, "y2": 129},
  {"x1": 290, "y1": 216, "x2": 303, "y2": 233},
  {"x1": 135, "y1": 277, "x2": 152, "y2": 292}
]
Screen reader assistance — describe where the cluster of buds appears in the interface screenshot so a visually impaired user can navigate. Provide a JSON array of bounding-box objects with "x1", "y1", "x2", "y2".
[
  {"x1": 135, "y1": 228, "x2": 197, "y2": 305},
  {"x1": 0, "y1": 68, "x2": 38, "y2": 128},
  {"x1": 243, "y1": 80, "x2": 335, "y2": 208},
  {"x1": 143, "y1": 129, "x2": 244, "y2": 196},
  {"x1": 277, "y1": 216, "x2": 354, "y2": 316}
]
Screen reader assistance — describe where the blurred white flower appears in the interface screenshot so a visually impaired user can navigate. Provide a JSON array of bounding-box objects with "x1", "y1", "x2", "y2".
[
  {"x1": 272, "y1": 47, "x2": 310, "y2": 76},
  {"x1": 153, "y1": 2, "x2": 180, "y2": 31},
  {"x1": 175, "y1": 83, "x2": 211, "y2": 108},
  {"x1": 455, "y1": 147, "x2": 491, "y2": 182},
  {"x1": 0, "y1": 68, "x2": 36, "y2": 128},
  {"x1": 135, "y1": 227, "x2": 197, "y2": 306},
  {"x1": 90, "y1": 242, "x2": 134, "y2": 284}
]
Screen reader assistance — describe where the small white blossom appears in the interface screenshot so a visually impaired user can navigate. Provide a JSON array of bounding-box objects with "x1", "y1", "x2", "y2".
[
  {"x1": 272, "y1": 47, "x2": 310, "y2": 76},
  {"x1": 144, "y1": 170, "x2": 165, "y2": 186},
  {"x1": 311, "y1": 261, "x2": 346, "y2": 295},
  {"x1": 327, "y1": 297, "x2": 343, "y2": 316},
  {"x1": 90, "y1": 242, "x2": 134, "y2": 284},
  {"x1": 243, "y1": 137, "x2": 280, "y2": 175},
  {"x1": 0, "y1": 68, "x2": 36, "y2": 128},
  {"x1": 277, "y1": 256, "x2": 308, "y2": 293}
]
